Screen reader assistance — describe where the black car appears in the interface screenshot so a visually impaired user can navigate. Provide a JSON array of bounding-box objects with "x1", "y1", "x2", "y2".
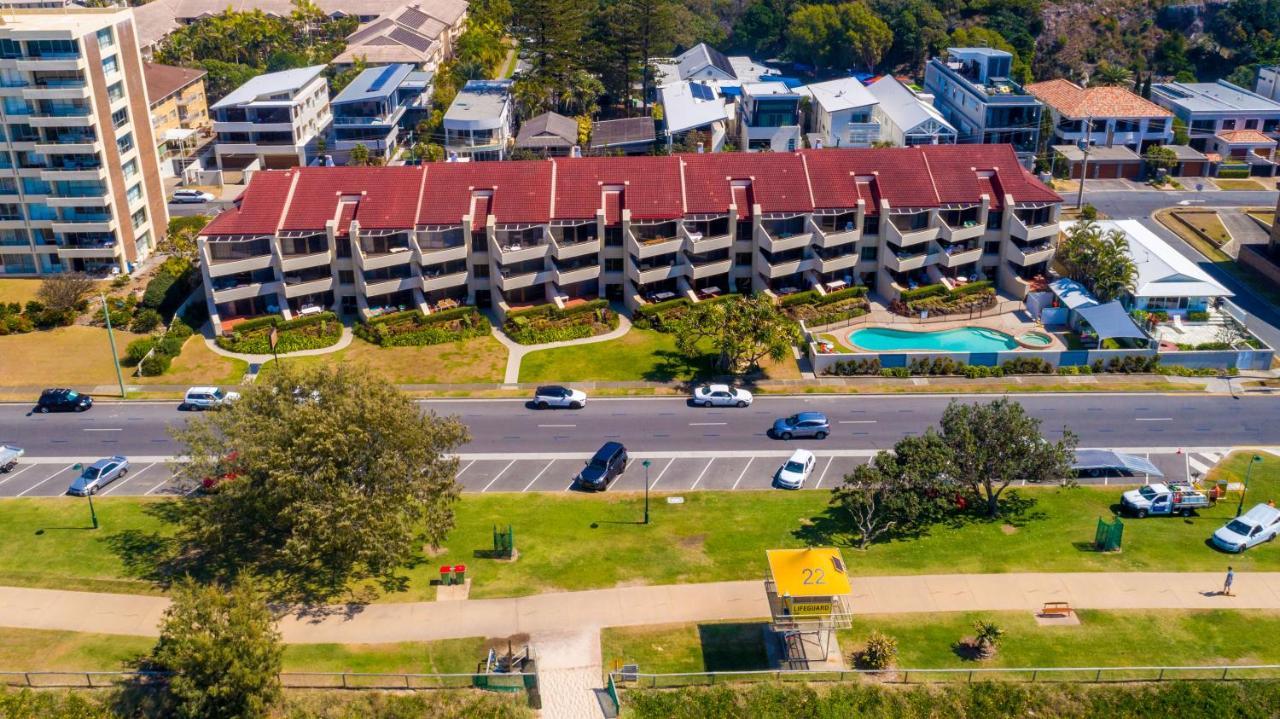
[
  {"x1": 36, "y1": 389, "x2": 92, "y2": 413},
  {"x1": 574, "y1": 441, "x2": 628, "y2": 491}
]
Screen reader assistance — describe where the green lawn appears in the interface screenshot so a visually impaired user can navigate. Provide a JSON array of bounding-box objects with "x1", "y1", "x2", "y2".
[
  {"x1": 0, "y1": 626, "x2": 487, "y2": 674},
  {"x1": 1, "y1": 452, "x2": 1275, "y2": 601},
  {"x1": 602, "y1": 621, "x2": 772, "y2": 675},
  {"x1": 261, "y1": 335, "x2": 506, "y2": 385}
]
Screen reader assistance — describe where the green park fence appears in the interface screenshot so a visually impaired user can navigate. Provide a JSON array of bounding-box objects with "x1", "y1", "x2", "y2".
[{"x1": 0, "y1": 670, "x2": 536, "y2": 693}]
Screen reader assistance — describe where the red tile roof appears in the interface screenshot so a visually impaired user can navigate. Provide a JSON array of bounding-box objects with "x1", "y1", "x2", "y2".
[
  {"x1": 1216, "y1": 129, "x2": 1276, "y2": 145},
  {"x1": 1026, "y1": 79, "x2": 1172, "y2": 119},
  {"x1": 202, "y1": 146, "x2": 1060, "y2": 237}
]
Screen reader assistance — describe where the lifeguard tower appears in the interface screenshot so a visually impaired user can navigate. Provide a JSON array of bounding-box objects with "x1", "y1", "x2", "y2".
[{"x1": 764, "y1": 548, "x2": 854, "y2": 668}]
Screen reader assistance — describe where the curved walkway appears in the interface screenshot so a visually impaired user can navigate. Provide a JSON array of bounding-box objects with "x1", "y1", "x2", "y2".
[
  {"x1": 492, "y1": 313, "x2": 633, "y2": 385},
  {"x1": 202, "y1": 325, "x2": 355, "y2": 365}
]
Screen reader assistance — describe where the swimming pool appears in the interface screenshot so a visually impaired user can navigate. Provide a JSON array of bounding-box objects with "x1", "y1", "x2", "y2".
[{"x1": 847, "y1": 326, "x2": 1051, "y2": 352}]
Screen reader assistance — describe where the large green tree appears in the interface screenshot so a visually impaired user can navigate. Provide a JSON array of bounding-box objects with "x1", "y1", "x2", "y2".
[
  {"x1": 787, "y1": 2, "x2": 892, "y2": 73},
  {"x1": 831, "y1": 431, "x2": 951, "y2": 549},
  {"x1": 150, "y1": 577, "x2": 282, "y2": 719},
  {"x1": 669, "y1": 295, "x2": 801, "y2": 375},
  {"x1": 1057, "y1": 219, "x2": 1138, "y2": 303},
  {"x1": 873, "y1": 0, "x2": 948, "y2": 73},
  {"x1": 591, "y1": 0, "x2": 678, "y2": 113},
  {"x1": 170, "y1": 365, "x2": 469, "y2": 601},
  {"x1": 939, "y1": 399, "x2": 1077, "y2": 518}
]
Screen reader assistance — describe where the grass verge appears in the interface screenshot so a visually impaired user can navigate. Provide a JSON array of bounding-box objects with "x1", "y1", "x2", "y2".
[
  {"x1": 1156, "y1": 209, "x2": 1280, "y2": 307},
  {"x1": 260, "y1": 335, "x2": 507, "y2": 384},
  {"x1": 1213, "y1": 178, "x2": 1268, "y2": 191},
  {"x1": 0, "y1": 325, "x2": 145, "y2": 389},
  {"x1": 0, "y1": 278, "x2": 41, "y2": 306},
  {"x1": 134, "y1": 335, "x2": 247, "y2": 387}
]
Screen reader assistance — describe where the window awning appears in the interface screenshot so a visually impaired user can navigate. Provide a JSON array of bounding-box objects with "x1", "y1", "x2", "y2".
[{"x1": 1075, "y1": 301, "x2": 1148, "y2": 341}]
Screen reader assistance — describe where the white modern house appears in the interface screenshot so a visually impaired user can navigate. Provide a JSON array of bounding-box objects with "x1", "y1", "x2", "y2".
[
  {"x1": 1086, "y1": 219, "x2": 1233, "y2": 313},
  {"x1": 800, "y1": 77, "x2": 879, "y2": 148},
  {"x1": 866, "y1": 76, "x2": 957, "y2": 147},
  {"x1": 212, "y1": 65, "x2": 331, "y2": 171},
  {"x1": 659, "y1": 81, "x2": 730, "y2": 151},
  {"x1": 738, "y1": 82, "x2": 802, "y2": 152},
  {"x1": 443, "y1": 79, "x2": 513, "y2": 160},
  {"x1": 653, "y1": 43, "x2": 778, "y2": 89}
]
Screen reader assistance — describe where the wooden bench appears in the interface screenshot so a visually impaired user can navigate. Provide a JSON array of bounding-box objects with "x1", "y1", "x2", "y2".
[{"x1": 1041, "y1": 601, "x2": 1074, "y2": 617}]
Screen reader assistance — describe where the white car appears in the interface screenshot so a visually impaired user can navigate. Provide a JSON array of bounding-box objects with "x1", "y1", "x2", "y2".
[
  {"x1": 533, "y1": 385, "x2": 587, "y2": 409},
  {"x1": 183, "y1": 386, "x2": 241, "y2": 410},
  {"x1": 692, "y1": 384, "x2": 753, "y2": 408},
  {"x1": 1212, "y1": 503, "x2": 1280, "y2": 553},
  {"x1": 774, "y1": 449, "x2": 816, "y2": 489},
  {"x1": 171, "y1": 189, "x2": 214, "y2": 204}
]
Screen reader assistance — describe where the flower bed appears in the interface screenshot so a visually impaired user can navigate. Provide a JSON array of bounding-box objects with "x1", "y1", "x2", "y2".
[
  {"x1": 632, "y1": 293, "x2": 738, "y2": 331},
  {"x1": 215, "y1": 311, "x2": 342, "y2": 354},
  {"x1": 780, "y1": 286, "x2": 870, "y2": 327},
  {"x1": 354, "y1": 306, "x2": 490, "y2": 347},
  {"x1": 503, "y1": 299, "x2": 618, "y2": 344},
  {"x1": 891, "y1": 281, "x2": 995, "y2": 317}
]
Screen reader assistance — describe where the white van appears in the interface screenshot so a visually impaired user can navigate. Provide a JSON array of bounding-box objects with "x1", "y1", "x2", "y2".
[{"x1": 183, "y1": 386, "x2": 241, "y2": 411}]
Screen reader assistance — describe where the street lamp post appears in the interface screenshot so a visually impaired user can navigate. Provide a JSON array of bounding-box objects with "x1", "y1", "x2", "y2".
[
  {"x1": 74, "y1": 463, "x2": 98, "y2": 529},
  {"x1": 642, "y1": 459, "x2": 651, "y2": 525},
  {"x1": 100, "y1": 293, "x2": 126, "y2": 398},
  {"x1": 1236, "y1": 454, "x2": 1264, "y2": 518}
]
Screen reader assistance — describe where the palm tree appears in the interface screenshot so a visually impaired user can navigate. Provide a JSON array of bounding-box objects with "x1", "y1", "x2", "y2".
[
  {"x1": 1092, "y1": 61, "x2": 1134, "y2": 87},
  {"x1": 972, "y1": 620, "x2": 1004, "y2": 660},
  {"x1": 1090, "y1": 227, "x2": 1138, "y2": 303}
]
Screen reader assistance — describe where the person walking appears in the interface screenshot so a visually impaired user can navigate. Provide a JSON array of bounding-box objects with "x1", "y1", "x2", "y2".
[{"x1": 1223, "y1": 566, "x2": 1235, "y2": 597}]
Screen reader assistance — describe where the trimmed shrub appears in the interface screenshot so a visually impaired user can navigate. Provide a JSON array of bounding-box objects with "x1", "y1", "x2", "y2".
[
  {"x1": 1187, "y1": 310, "x2": 1210, "y2": 323},
  {"x1": 779, "y1": 289, "x2": 821, "y2": 307},
  {"x1": 1001, "y1": 357, "x2": 1054, "y2": 375},
  {"x1": 503, "y1": 301, "x2": 616, "y2": 345},
  {"x1": 1216, "y1": 167, "x2": 1251, "y2": 179},
  {"x1": 129, "y1": 308, "x2": 163, "y2": 334},
  {"x1": 139, "y1": 352, "x2": 172, "y2": 376},
  {"x1": 125, "y1": 337, "x2": 157, "y2": 366},
  {"x1": 898, "y1": 283, "x2": 947, "y2": 302},
  {"x1": 950, "y1": 279, "x2": 994, "y2": 297},
  {"x1": 355, "y1": 306, "x2": 490, "y2": 347},
  {"x1": 822, "y1": 358, "x2": 881, "y2": 376},
  {"x1": 216, "y1": 312, "x2": 342, "y2": 354}
]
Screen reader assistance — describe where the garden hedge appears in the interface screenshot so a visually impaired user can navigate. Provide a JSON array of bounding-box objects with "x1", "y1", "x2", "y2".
[
  {"x1": 216, "y1": 311, "x2": 342, "y2": 354},
  {"x1": 503, "y1": 300, "x2": 616, "y2": 344},
  {"x1": 355, "y1": 306, "x2": 490, "y2": 347},
  {"x1": 898, "y1": 283, "x2": 947, "y2": 302}
]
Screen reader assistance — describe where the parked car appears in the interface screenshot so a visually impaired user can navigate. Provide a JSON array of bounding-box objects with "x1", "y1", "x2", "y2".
[
  {"x1": 574, "y1": 441, "x2": 627, "y2": 491},
  {"x1": 0, "y1": 444, "x2": 22, "y2": 473},
  {"x1": 770, "y1": 412, "x2": 830, "y2": 440},
  {"x1": 692, "y1": 384, "x2": 753, "y2": 407},
  {"x1": 1121, "y1": 483, "x2": 1211, "y2": 518},
  {"x1": 171, "y1": 189, "x2": 214, "y2": 204},
  {"x1": 534, "y1": 385, "x2": 587, "y2": 409},
  {"x1": 36, "y1": 388, "x2": 92, "y2": 413},
  {"x1": 67, "y1": 456, "x2": 129, "y2": 496},
  {"x1": 1212, "y1": 504, "x2": 1280, "y2": 553},
  {"x1": 774, "y1": 449, "x2": 816, "y2": 489},
  {"x1": 182, "y1": 386, "x2": 241, "y2": 411}
]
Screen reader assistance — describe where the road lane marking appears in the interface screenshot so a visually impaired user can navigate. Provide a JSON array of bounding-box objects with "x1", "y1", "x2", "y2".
[
  {"x1": 731, "y1": 457, "x2": 755, "y2": 490},
  {"x1": 455, "y1": 460, "x2": 476, "y2": 478},
  {"x1": 0, "y1": 463, "x2": 36, "y2": 487},
  {"x1": 521, "y1": 460, "x2": 554, "y2": 492},
  {"x1": 480, "y1": 460, "x2": 516, "y2": 492},
  {"x1": 814, "y1": 456, "x2": 835, "y2": 489},
  {"x1": 688, "y1": 422, "x2": 726, "y2": 426},
  {"x1": 689, "y1": 458, "x2": 715, "y2": 490},
  {"x1": 16, "y1": 465, "x2": 74, "y2": 497},
  {"x1": 83, "y1": 428, "x2": 123, "y2": 432},
  {"x1": 1135, "y1": 417, "x2": 1173, "y2": 422},
  {"x1": 838, "y1": 420, "x2": 876, "y2": 424},
  {"x1": 537, "y1": 424, "x2": 576, "y2": 428},
  {"x1": 100, "y1": 462, "x2": 154, "y2": 496},
  {"x1": 649, "y1": 458, "x2": 675, "y2": 490}
]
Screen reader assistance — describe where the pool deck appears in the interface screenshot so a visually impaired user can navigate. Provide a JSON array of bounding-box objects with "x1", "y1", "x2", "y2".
[{"x1": 826, "y1": 310, "x2": 1067, "y2": 353}]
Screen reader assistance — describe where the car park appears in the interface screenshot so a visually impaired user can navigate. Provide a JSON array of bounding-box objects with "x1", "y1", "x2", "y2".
[
  {"x1": 692, "y1": 384, "x2": 753, "y2": 407},
  {"x1": 67, "y1": 456, "x2": 129, "y2": 496},
  {"x1": 1212, "y1": 504, "x2": 1280, "y2": 553},
  {"x1": 0, "y1": 445, "x2": 22, "y2": 473},
  {"x1": 36, "y1": 388, "x2": 92, "y2": 413},
  {"x1": 171, "y1": 189, "x2": 214, "y2": 204},
  {"x1": 774, "y1": 449, "x2": 816, "y2": 489},
  {"x1": 534, "y1": 385, "x2": 587, "y2": 409},
  {"x1": 574, "y1": 441, "x2": 627, "y2": 491},
  {"x1": 182, "y1": 386, "x2": 240, "y2": 410},
  {"x1": 770, "y1": 412, "x2": 830, "y2": 440}
]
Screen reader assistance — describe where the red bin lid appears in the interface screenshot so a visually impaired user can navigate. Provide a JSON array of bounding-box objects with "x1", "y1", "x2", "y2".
[{"x1": 454, "y1": 564, "x2": 466, "y2": 572}]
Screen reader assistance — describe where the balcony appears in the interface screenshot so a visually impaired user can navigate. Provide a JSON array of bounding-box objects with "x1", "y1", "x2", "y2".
[
  {"x1": 40, "y1": 165, "x2": 105, "y2": 182},
  {"x1": 51, "y1": 218, "x2": 114, "y2": 235},
  {"x1": 490, "y1": 229, "x2": 550, "y2": 264},
  {"x1": 881, "y1": 245, "x2": 936, "y2": 273},
  {"x1": 206, "y1": 251, "x2": 274, "y2": 277},
  {"x1": 56, "y1": 243, "x2": 121, "y2": 260},
  {"x1": 283, "y1": 276, "x2": 334, "y2": 297},
  {"x1": 626, "y1": 259, "x2": 686, "y2": 284},
  {"x1": 355, "y1": 236, "x2": 415, "y2": 272},
  {"x1": 494, "y1": 267, "x2": 554, "y2": 291},
  {"x1": 417, "y1": 238, "x2": 469, "y2": 265},
  {"x1": 811, "y1": 215, "x2": 859, "y2": 248},
  {"x1": 34, "y1": 138, "x2": 96, "y2": 155},
  {"x1": 22, "y1": 81, "x2": 90, "y2": 101},
  {"x1": 16, "y1": 56, "x2": 85, "y2": 73},
  {"x1": 28, "y1": 109, "x2": 93, "y2": 128},
  {"x1": 627, "y1": 226, "x2": 682, "y2": 259},
  {"x1": 553, "y1": 263, "x2": 600, "y2": 286},
  {"x1": 689, "y1": 258, "x2": 732, "y2": 279},
  {"x1": 422, "y1": 270, "x2": 469, "y2": 292},
  {"x1": 937, "y1": 217, "x2": 985, "y2": 244},
  {"x1": 1011, "y1": 214, "x2": 1060, "y2": 243},
  {"x1": 550, "y1": 227, "x2": 601, "y2": 260},
  {"x1": 362, "y1": 273, "x2": 419, "y2": 297},
  {"x1": 213, "y1": 279, "x2": 283, "y2": 303},
  {"x1": 758, "y1": 222, "x2": 811, "y2": 253},
  {"x1": 884, "y1": 214, "x2": 938, "y2": 248},
  {"x1": 280, "y1": 248, "x2": 332, "y2": 272},
  {"x1": 1003, "y1": 240, "x2": 1055, "y2": 266},
  {"x1": 813, "y1": 249, "x2": 859, "y2": 274},
  {"x1": 937, "y1": 242, "x2": 983, "y2": 268},
  {"x1": 48, "y1": 194, "x2": 108, "y2": 208}
]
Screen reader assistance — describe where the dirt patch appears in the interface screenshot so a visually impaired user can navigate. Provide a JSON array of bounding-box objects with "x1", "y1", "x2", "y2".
[
  {"x1": 1001, "y1": 524, "x2": 1019, "y2": 535},
  {"x1": 679, "y1": 533, "x2": 707, "y2": 551},
  {"x1": 484, "y1": 634, "x2": 531, "y2": 653}
]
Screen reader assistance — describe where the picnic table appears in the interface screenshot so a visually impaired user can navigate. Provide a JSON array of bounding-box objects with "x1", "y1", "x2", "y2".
[
  {"x1": 650, "y1": 291, "x2": 677, "y2": 302},
  {"x1": 824, "y1": 280, "x2": 847, "y2": 291},
  {"x1": 298, "y1": 305, "x2": 323, "y2": 316},
  {"x1": 435, "y1": 298, "x2": 459, "y2": 310},
  {"x1": 699, "y1": 285, "x2": 722, "y2": 296}
]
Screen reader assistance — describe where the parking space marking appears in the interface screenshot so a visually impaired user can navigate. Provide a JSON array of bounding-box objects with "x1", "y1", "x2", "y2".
[
  {"x1": 838, "y1": 420, "x2": 876, "y2": 424},
  {"x1": 688, "y1": 422, "x2": 726, "y2": 426},
  {"x1": 83, "y1": 428, "x2": 123, "y2": 432},
  {"x1": 731, "y1": 458, "x2": 754, "y2": 490},
  {"x1": 537, "y1": 424, "x2": 576, "y2": 428},
  {"x1": 100, "y1": 462, "x2": 155, "y2": 496},
  {"x1": 814, "y1": 456, "x2": 835, "y2": 489},
  {"x1": 455, "y1": 460, "x2": 476, "y2": 477},
  {"x1": 0, "y1": 464, "x2": 35, "y2": 487},
  {"x1": 521, "y1": 461, "x2": 554, "y2": 492},
  {"x1": 689, "y1": 458, "x2": 715, "y2": 490},
  {"x1": 649, "y1": 458, "x2": 675, "y2": 490},
  {"x1": 144, "y1": 472, "x2": 177, "y2": 496},
  {"x1": 480, "y1": 460, "x2": 516, "y2": 492},
  {"x1": 16, "y1": 465, "x2": 73, "y2": 497},
  {"x1": 1136, "y1": 417, "x2": 1173, "y2": 422}
]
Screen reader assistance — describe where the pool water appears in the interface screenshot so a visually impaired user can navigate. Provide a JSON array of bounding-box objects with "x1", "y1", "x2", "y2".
[{"x1": 848, "y1": 326, "x2": 1033, "y2": 352}]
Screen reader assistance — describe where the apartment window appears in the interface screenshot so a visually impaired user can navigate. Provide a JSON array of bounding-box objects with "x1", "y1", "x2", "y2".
[
  {"x1": 107, "y1": 81, "x2": 123, "y2": 103},
  {"x1": 735, "y1": 252, "x2": 752, "y2": 267},
  {"x1": 101, "y1": 54, "x2": 118, "y2": 75},
  {"x1": 1114, "y1": 119, "x2": 1139, "y2": 133},
  {"x1": 335, "y1": 237, "x2": 351, "y2": 258},
  {"x1": 986, "y1": 213, "x2": 1003, "y2": 230},
  {"x1": 125, "y1": 182, "x2": 141, "y2": 204},
  {"x1": 859, "y1": 245, "x2": 877, "y2": 261},
  {"x1": 338, "y1": 270, "x2": 354, "y2": 284},
  {"x1": 131, "y1": 207, "x2": 146, "y2": 229},
  {"x1": 122, "y1": 158, "x2": 137, "y2": 179},
  {"x1": 116, "y1": 132, "x2": 133, "y2": 154},
  {"x1": 28, "y1": 204, "x2": 55, "y2": 221},
  {"x1": 604, "y1": 258, "x2": 623, "y2": 272},
  {"x1": 604, "y1": 227, "x2": 623, "y2": 246},
  {"x1": 1265, "y1": 119, "x2": 1280, "y2": 133},
  {"x1": 1246, "y1": 119, "x2": 1259, "y2": 130},
  {"x1": 136, "y1": 230, "x2": 151, "y2": 252},
  {"x1": 95, "y1": 28, "x2": 114, "y2": 49},
  {"x1": 111, "y1": 107, "x2": 128, "y2": 129},
  {"x1": 471, "y1": 263, "x2": 489, "y2": 278},
  {"x1": 862, "y1": 215, "x2": 879, "y2": 235},
  {"x1": 984, "y1": 240, "x2": 1001, "y2": 255}
]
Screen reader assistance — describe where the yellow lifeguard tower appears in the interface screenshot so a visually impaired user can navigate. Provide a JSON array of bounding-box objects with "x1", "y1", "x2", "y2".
[{"x1": 765, "y1": 548, "x2": 854, "y2": 667}]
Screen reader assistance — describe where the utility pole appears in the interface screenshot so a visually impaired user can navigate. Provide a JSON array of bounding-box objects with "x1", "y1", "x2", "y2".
[
  {"x1": 1235, "y1": 454, "x2": 1263, "y2": 517},
  {"x1": 1075, "y1": 116, "x2": 1093, "y2": 210},
  {"x1": 100, "y1": 293, "x2": 125, "y2": 398},
  {"x1": 642, "y1": 459, "x2": 651, "y2": 525}
]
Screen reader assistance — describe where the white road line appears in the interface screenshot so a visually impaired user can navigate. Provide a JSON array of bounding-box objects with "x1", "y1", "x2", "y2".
[
  {"x1": 814, "y1": 456, "x2": 835, "y2": 489},
  {"x1": 83, "y1": 428, "x2": 123, "y2": 432},
  {"x1": 144, "y1": 471, "x2": 177, "y2": 496},
  {"x1": 731, "y1": 457, "x2": 755, "y2": 490},
  {"x1": 838, "y1": 420, "x2": 877, "y2": 424},
  {"x1": 480, "y1": 460, "x2": 516, "y2": 492},
  {"x1": 0, "y1": 463, "x2": 36, "y2": 487},
  {"x1": 649, "y1": 458, "x2": 675, "y2": 490},
  {"x1": 521, "y1": 460, "x2": 554, "y2": 492},
  {"x1": 1188, "y1": 457, "x2": 1211, "y2": 476},
  {"x1": 1135, "y1": 417, "x2": 1173, "y2": 422},
  {"x1": 1203, "y1": 451, "x2": 1223, "y2": 463},
  {"x1": 536, "y1": 424, "x2": 576, "y2": 428},
  {"x1": 689, "y1": 458, "x2": 715, "y2": 490},
  {"x1": 16, "y1": 465, "x2": 73, "y2": 497},
  {"x1": 100, "y1": 462, "x2": 155, "y2": 496},
  {"x1": 688, "y1": 422, "x2": 727, "y2": 426},
  {"x1": 455, "y1": 460, "x2": 476, "y2": 477}
]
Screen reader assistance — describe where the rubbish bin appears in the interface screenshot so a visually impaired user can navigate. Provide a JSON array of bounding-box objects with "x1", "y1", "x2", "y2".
[
  {"x1": 439, "y1": 565, "x2": 454, "y2": 586},
  {"x1": 454, "y1": 564, "x2": 467, "y2": 583}
]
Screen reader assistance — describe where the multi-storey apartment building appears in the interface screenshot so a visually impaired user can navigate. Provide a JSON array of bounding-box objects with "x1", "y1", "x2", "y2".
[
  {"x1": 738, "y1": 82, "x2": 802, "y2": 152},
  {"x1": 212, "y1": 65, "x2": 330, "y2": 172},
  {"x1": 0, "y1": 8, "x2": 167, "y2": 276},
  {"x1": 924, "y1": 48, "x2": 1043, "y2": 167},
  {"x1": 196, "y1": 145, "x2": 1061, "y2": 332},
  {"x1": 443, "y1": 79, "x2": 512, "y2": 161},
  {"x1": 329, "y1": 63, "x2": 431, "y2": 164}
]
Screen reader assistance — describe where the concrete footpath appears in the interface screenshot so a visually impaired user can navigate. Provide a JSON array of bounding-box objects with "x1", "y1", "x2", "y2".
[{"x1": 2, "y1": 572, "x2": 1279, "y2": 643}]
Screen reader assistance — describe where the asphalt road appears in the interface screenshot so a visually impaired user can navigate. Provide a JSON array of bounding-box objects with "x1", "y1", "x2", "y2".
[{"x1": 0, "y1": 395, "x2": 1275, "y2": 457}]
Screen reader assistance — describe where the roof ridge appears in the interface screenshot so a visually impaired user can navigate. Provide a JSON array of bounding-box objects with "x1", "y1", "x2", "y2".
[
  {"x1": 277, "y1": 171, "x2": 301, "y2": 234},
  {"x1": 918, "y1": 148, "x2": 941, "y2": 206}
]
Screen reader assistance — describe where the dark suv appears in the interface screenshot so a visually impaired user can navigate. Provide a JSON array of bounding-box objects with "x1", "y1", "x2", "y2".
[
  {"x1": 36, "y1": 389, "x2": 93, "y2": 413},
  {"x1": 574, "y1": 441, "x2": 628, "y2": 491}
]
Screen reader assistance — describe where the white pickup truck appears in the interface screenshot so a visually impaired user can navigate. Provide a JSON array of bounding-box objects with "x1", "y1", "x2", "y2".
[
  {"x1": 1121, "y1": 483, "x2": 1212, "y2": 518},
  {"x1": 0, "y1": 444, "x2": 22, "y2": 473}
]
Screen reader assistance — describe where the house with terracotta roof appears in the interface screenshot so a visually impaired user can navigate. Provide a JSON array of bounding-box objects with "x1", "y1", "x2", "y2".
[
  {"x1": 1029, "y1": 79, "x2": 1172, "y2": 179},
  {"x1": 196, "y1": 145, "x2": 1061, "y2": 330},
  {"x1": 1207, "y1": 130, "x2": 1278, "y2": 175}
]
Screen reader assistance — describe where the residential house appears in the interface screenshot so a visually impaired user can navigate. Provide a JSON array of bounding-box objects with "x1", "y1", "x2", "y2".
[
  {"x1": 329, "y1": 64, "x2": 432, "y2": 164},
  {"x1": 924, "y1": 48, "x2": 1043, "y2": 166},
  {"x1": 515, "y1": 112, "x2": 579, "y2": 156},
  {"x1": 332, "y1": 0, "x2": 470, "y2": 74},
  {"x1": 1150, "y1": 80, "x2": 1280, "y2": 154},
  {"x1": 866, "y1": 76, "x2": 956, "y2": 147},
  {"x1": 194, "y1": 144, "x2": 1062, "y2": 331},
  {"x1": 1206, "y1": 130, "x2": 1278, "y2": 176},
  {"x1": 143, "y1": 62, "x2": 210, "y2": 176},
  {"x1": 659, "y1": 81, "x2": 730, "y2": 151},
  {"x1": 443, "y1": 79, "x2": 513, "y2": 160},
  {"x1": 1254, "y1": 65, "x2": 1280, "y2": 102},
  {"x1": 212, "y1": 65, "x2": 331, "y2": 172},
  {"x1": 1092, "y1": 219, "x2": 1232, "y2": 314},
  {"x1": 589, "y1": 116, "x2": 656, "y2": 155},
  {"x1": 652, "y1": 42, "x2": 779, "y2": 96},
  {"x1": 801, "y1": 77, "x2": 880, "y2": 149},
  {"x1": 738, "y1": 82, "x2": 801, "y2": 152},
  {"x1": 1028, "y1": 78, "x2": 1172, "y2": 178},
  {"x1": 132, "y1": 0, "x2": 401, "y2": 55},
  {"x1": 0, "y1": 9, "x2": 168, "y2": 277}
]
